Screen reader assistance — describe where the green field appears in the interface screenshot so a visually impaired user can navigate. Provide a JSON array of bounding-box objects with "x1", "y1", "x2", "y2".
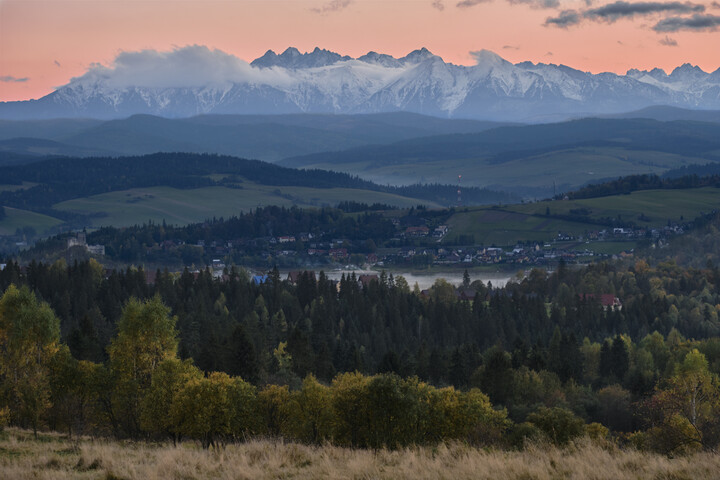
[
  {"x1": 295, "y1": 147, "x2": 704, "y2": 190},
  {"x1": 5, "y1": 183, "x2": 719, "y2": 252},
  {"x1": 444, "y1": 188, "x2": 720, "y2": 246},
  {"x1": 445, "y1": 208, "x2": 593, "y2": 245},
  {"x1": 0, "y1": 207, "x2": 63, "y2": 236},
  {"x1": 506, "y1": 187, "x2": 720, "y2": 226},
  {"x1": 54, "y1": 184, "x2": 439, "y2": 228}
]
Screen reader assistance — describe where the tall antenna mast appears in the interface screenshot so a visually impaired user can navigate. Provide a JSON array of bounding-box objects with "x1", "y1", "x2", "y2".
[{"x1": 457, "y1": 174, "x2": 462, "y2": 207}]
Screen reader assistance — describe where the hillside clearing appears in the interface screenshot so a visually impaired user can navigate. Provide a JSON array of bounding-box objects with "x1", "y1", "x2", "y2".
[{"x1": 0, "y1": 207, "x2": 63, "y2": 236}]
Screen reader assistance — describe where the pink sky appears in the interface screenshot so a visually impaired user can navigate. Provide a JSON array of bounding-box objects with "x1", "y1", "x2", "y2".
[{"x1": 1, "y1": 0, "x2": 719, "y2": 102}]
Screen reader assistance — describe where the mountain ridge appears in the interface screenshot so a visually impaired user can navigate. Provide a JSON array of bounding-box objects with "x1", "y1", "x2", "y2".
[
  {"x1": 0, "y1": 112, "x2": 509, "y2": 162},
  {"x1": 2, "y1": 46, "x2": 719, "y2": 121}
]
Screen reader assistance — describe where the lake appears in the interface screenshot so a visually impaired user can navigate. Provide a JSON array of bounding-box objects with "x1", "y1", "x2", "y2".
[{"x1": 323, "y1": 269, "x2": 514, "y2": 290}]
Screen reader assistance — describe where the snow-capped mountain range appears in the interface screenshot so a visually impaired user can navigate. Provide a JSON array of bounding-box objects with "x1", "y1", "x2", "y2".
[{"x1": 2, "y1": 46, "x2": 720, "y2": 121}]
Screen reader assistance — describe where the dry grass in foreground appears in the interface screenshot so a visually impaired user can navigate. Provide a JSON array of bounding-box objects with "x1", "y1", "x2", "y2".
[{"x1": 0, "y1": 428, "x2": 718, "y2": 480}]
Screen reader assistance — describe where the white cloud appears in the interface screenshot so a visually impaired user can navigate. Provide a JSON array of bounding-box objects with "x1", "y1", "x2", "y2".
[
  {"x1": 64, "y1": 45, "x2": 411, "y2": 95},
  {"x1": 68, "y1": 45, "x2": 296, "y2": 90}
]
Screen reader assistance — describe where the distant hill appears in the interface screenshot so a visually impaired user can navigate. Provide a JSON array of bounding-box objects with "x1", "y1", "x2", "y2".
[
  {"x1": 0, "y1": 152, "x2": 516, "y2": 234},
  {"x1": 0, "y1": 118, "x2": 103, "y2": 140},
  {"x1": 0, "y1": 112, "x2": 508, "y2": 163},
  {"x1": 0, "y1": 137, "x2": 112, "y2": 158},
  {"x1": 279, "y1": 118, "x2": 720, "y2": 194},
  {"x1": 603, "y1": 106, "x2": 720, "y2": 123}
]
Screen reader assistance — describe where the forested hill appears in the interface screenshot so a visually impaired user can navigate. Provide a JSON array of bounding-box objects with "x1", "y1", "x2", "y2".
[
  {"x1": 0, "y1": 152, "x2": 516, "y2": 214},
  {"x1": 562, "y1": 173, "x2": 720, "y2": 200},
  {"x1": 281, "y1": 118, "x2": 720, "y2": 168},
  {"x1": 0, "y1": 152, "x2": 378, "y2": 192}
]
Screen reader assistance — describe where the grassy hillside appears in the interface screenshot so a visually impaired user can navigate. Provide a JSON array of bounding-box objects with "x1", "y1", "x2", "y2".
[
  {"x1": 0, "y1": 207, "x2": 63, "y2": 236},
  {"x1": 507, "y1": 187, "x2": 720, "y2": 224},
  {"x1": 445, "y1": 208, "x2": 592, "y2": 246},
  {"x1": 444, "y1": 187, "x2": 720, "y2": 246},
  {"x1": 280, "y1": 118, "x2": 720, "y2": 193},
  {"x1": 0, "y1": 153, "x2": 512, "y2": 238},
  {"x1": 290, "y1": 146, "x2": 700, "y2": 192},
  {"x1": 54, "y1": 184, "x2": 438, "y2": 228},
  {"x1": 2, "y1": 428, "x2": 718, "y2": 480}
]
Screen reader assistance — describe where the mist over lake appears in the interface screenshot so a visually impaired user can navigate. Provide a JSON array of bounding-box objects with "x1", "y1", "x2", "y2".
[{"x1": 323, "y1": 270, "x2": 512, "y2": 290}]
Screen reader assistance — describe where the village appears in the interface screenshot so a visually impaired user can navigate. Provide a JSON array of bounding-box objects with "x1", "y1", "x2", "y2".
[{"x1": 56, "y1": 214, "x2": 689, "y2": 273}]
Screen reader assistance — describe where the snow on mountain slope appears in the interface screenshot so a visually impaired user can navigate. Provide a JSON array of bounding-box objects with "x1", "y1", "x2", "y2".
[{"x1": 1, "y1": 46, "x2": 719, "y2": 121}]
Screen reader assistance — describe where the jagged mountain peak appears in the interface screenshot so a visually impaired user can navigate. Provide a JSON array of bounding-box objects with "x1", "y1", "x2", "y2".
[
  {"x1": 251, "y1": 46, "x2": 350, "y2": 69},
  {"x1": 251, "y1": 49, "x2": 279, "y2": 67},
  {"x1": 358, "y1": 51, "x2": 403, "y2": 68},
  {"x1": 670, "y1": 63, "x2": 707, "y2": 78},
  {"x1": 282, "y1": 47, "x2": 302, "y2": 57},
  {"x1": 650, "y1": 67, "x2": 668, "y2": 77},
  {"x1": 401, "y1": 47, "x2": 439, "y2": 64},
  {"x1": 627, "y1": 67, "x2": 669, "y2": 82}
]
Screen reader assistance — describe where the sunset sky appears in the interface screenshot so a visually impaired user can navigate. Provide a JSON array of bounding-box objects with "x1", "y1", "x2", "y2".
[{"x1": 1, "y1": 0, "x2": 719, "y2": 102}]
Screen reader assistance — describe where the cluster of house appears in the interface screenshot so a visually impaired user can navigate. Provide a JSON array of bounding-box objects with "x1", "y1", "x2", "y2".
[
  {"x1": 402, "y1": 225, "x2": 448, "y2": 239},
  {"x1": 382, "y1": 244, "x2": 615, "y2": 267},
  {"x1": 580, "y1": 293, "x2": 623, "y2": 310},
  {"x1": 558, "y1": 225, "x2": 686, "y2": 243}
]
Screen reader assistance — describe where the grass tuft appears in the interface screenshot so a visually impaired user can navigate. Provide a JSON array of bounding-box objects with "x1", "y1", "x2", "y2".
[{"x1": 0, "y1": 428, "x2": 717, "y2": 479}]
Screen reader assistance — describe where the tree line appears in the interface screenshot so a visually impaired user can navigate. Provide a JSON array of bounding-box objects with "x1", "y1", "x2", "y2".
[
  {"x1": 2, "y1": 285, "x2": 717, "y2": 454},
  {"x1": 561, "y1": 173, "x2": 720, "y2": 200},
  {"x1": 0, "y1": 250, "x2": 719, "y2": 453}
]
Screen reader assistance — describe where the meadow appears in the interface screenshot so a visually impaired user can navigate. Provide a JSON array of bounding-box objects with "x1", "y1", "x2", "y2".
[
  {"x1": 0, "y1": 207, "x2": 63, "y2": 236},
  {"x1": 289, "y1": 146, "x2": 703, "y2": 191},
  {"x1": 444, "y1": 208, "x2": 590, "y2": 245},
  {"x1": 443, "y1": 187, "x2": 720, "y2": 246},
  {"x1": 506, "y1": 187, "x2": 720, "y2": 225},
  {"x1": 52, "y1": 184, "x2": 437, "y2": 228},
  {"x1": 1, "y1": 428, "x2": 718, "y2": 480}
]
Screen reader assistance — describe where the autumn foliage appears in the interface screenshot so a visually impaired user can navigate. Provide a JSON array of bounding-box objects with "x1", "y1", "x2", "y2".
[{"x1": 0, "y1": 283, "x2": 718, "y2": 455}]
